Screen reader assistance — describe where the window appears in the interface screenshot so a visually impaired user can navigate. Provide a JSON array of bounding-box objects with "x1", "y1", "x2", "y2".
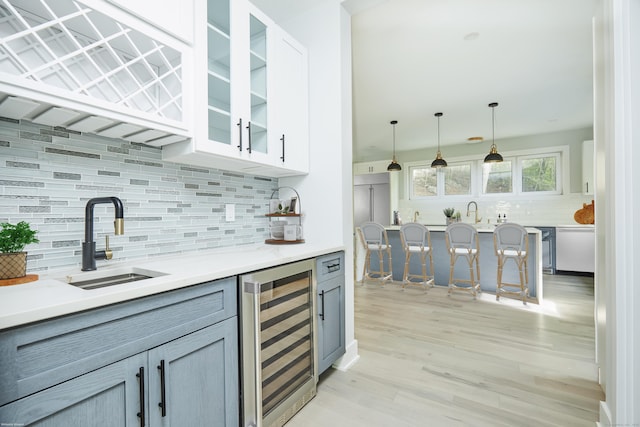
[
  {"x1": 410, "y1": 161, "x2": 472, "y2": 198},
  {"x1": 410, "y1": 166, "x2": 437, "y2": 197},
  {"x1": 482, "y1": 161, "x2": 512, "y2": 194},
  {"x1": 408, "y1": 148, "x2": 564, "y2": 199},
  {"x1": 444, "y1": 164, "x2": 471, "y2": 195},
  {"x1": 520, "y1": 154, "x2": 559, "y2": 193}
]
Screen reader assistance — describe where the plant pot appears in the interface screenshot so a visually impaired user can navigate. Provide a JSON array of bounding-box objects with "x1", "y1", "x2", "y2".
[{"x1": 0, "y1": 252, "x2": 27, "y2": 279}]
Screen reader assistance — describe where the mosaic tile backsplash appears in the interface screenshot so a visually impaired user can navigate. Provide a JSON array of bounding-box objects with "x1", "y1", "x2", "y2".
[{"x1": 0, "y1": 118, "x2": 278, "y2": 274}]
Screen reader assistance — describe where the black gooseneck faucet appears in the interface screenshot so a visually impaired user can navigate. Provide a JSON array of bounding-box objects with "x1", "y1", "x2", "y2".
[{"x1": 82, "y1": 197, "x2": 124, "y2": 271}]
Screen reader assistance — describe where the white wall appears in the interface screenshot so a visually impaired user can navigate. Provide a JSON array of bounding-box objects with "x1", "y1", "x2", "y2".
[
  {"x1": 278, "y1": 0, "x2": 359, "y2": 370},
  {"x1": 596, "y1": 0, "x2": 640, "y2": 424}
]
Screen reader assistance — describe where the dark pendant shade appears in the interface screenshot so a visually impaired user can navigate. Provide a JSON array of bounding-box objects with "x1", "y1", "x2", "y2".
[
  {"x1": 431, "y1": 112, "x2": 447, "y2": 168},
  {"x1": 484, "y1": 102, "x2": 503, "y2": 163},
  {"x1": 387, "y1": 120, "x2": 401, "y2": 171}
]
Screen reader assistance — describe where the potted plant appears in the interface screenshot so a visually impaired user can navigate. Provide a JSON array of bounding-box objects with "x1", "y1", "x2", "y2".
[
  {"x1": 443, "y1": 208, "x2": 455, "y2": 225},
  {"x1": 0, "y1": 221, "x2": 39, "y2": 280}
]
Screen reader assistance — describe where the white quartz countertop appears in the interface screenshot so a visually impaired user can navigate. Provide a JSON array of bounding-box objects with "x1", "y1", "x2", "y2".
[
  {"x1": 0, "y1": 242, "x2": 343, "y2": 330},
  {"x1": 383, "y1": 224, "x2": 542, "y2": 234}
]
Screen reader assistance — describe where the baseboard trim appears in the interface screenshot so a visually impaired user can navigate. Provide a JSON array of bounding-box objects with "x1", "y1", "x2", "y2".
[
  {"x1": 597, "y1": 400, "x2": 612, "y2": 427},
  {"x1": 334, "y1": 339, "x2": 359, "y2": 371}
]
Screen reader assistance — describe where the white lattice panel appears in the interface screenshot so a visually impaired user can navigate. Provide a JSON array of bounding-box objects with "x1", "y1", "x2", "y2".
[{"x1": 0, "y1": 0, "x2": 182, "y2": 122}]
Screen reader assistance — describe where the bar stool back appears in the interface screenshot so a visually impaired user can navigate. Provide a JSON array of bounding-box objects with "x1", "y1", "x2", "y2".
[
  {"x1": 445, "y1": 222, "x2": 481, "y2": 298},
  {"x1": 493, "y1": 223, "x2": 529, "y2": 304},
  {"x1": 399, "y1": 223, "x2": 435, "y2": 290},
  {"x1": 358, "y1": 222, "x2": 393, "y2": 284}
]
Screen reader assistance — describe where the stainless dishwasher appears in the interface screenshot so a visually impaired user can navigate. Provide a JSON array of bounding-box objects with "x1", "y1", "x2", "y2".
[{"x1": 239, "y1": 259, "x2": 317, "y2": 427}]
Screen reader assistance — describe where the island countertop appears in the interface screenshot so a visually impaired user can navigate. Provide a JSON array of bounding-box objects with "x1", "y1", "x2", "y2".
[{"x1": 0, "y1": 242, "x2": 344, "y2": 330}]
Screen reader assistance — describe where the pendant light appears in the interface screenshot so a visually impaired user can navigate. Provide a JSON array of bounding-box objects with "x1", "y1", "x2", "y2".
[
  {"x1": 387, "y1": 120, "x2": 401, "y2": 171},
  {"x1": 484, "y1": 102, "x2": 503, "y2": 163},
  {"x1": 430, "y1": 112, "x2": 447, "y2": 168}
]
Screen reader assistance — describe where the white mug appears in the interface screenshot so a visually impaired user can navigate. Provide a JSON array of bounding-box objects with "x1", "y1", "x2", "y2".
[{"x1": 284, "y1": 224, "x2": 302, "y2": 241}]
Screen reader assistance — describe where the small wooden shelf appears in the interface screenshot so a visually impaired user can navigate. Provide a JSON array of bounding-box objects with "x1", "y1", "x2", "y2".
[
  {"x1": 265, "y1": 239, "x2": 305, "y2": 245},
  {"x1": 266, "y1": 186, "x2": 303, "y2": 244}
]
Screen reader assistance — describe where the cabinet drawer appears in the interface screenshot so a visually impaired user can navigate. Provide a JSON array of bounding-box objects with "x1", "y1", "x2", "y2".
[
  {"x1": 0, "y1": 277, "x2": 237, "y2": 406},
  {"x1": 316, "y1": 252, "x2": 345, "y2": 283}
]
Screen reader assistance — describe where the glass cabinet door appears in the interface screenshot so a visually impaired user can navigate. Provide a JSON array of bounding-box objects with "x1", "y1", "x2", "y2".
[
  {"x1": 207, "y1": 0, "x2": 232, "y2": 145},
  {"x1": 249, "y1": 14, "x2": 268, "y2": 155}
]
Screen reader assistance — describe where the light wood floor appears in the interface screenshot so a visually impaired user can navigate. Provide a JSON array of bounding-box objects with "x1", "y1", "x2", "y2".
[{"x1": 286, "y1": 274, "x2": 604, "y2": 426}]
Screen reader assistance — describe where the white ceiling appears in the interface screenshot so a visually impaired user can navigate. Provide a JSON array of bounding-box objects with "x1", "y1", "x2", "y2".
[{"x1": 252, "y1": 0, "x2": 597, "y2": 162}]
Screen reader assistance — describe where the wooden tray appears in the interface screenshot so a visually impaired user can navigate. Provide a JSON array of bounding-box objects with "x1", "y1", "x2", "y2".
[{"x1": 0, "y1": 274, "x2": 39, "y2": 287}]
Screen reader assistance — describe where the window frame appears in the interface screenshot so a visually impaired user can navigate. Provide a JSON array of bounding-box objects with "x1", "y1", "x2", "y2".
[
  {"x1": 516, "y1": 152, "x2": 563, "y2": 196},
  {"x1": 406, "y1": 145, "x2": 569, "y2": 200}
]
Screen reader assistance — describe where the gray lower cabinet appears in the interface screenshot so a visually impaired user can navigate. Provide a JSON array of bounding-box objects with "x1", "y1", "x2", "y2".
[
  {"x1": 316, "y1": 252, "x2": 345, "y2": 375},
  {"x1": 0, "y1": 352, "x2": 146, "y2": 426},
  {"x1": 0, "y1": 278, "x2": 238, "y2": 426},
  {"x1": 148, "y1": 318, "x2": 238, "y2": 426}
]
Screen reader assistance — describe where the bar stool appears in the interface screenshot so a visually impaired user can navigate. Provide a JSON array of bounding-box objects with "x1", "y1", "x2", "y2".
[
  {"x1": 493, "y1": 223, "x2": 529, "y2": 304},
  {"x1": 399, "y1": 223, "x2": 434, "y2": 290},
  {"x1": 358, "y1": 222, "x2": 393, "y2": 284},
  {"x1": 445, "y1": 222, "x2": 481, "y2": 298}
]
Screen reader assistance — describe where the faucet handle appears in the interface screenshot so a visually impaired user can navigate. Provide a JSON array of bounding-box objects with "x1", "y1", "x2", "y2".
[{"x1": 104, "y1": 235, "x2": 113, "y2": 260}]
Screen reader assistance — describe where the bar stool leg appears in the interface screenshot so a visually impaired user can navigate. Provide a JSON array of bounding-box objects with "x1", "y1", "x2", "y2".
[
  {"x1": 448, "y1": 252, "x2": 455, "y2": 296},
  {"x1": 428, "y1": 250, "x2": 435, "y2": 288},
  {"x1": 467, "y1": 254, "x2": 477, "y2": 299},
  {"x1": 362, "y1": 248, "x2": 370, "y2": 284},
  {"x1": 402, "y1": 250, "x2": 411, "y2": 288},
  {"x1": 496, "y1": 254, "x2": 503, "y2": 301},
  {"x1": 377, "y1": 248, "x2": 384, "y2": 280}
]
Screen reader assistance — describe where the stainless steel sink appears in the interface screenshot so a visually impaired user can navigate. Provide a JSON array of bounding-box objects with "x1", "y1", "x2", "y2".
[{"x1": 65, "y1": 267, "x2": 167, "y2": 290}]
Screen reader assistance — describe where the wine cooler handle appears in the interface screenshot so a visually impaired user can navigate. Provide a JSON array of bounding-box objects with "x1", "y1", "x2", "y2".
[
  {"x1": 136, "y1": 367, "x2": 146, "y2": 427},
  {"x1": 158, "y1": 360, "x2": 167, "y2": 417}
]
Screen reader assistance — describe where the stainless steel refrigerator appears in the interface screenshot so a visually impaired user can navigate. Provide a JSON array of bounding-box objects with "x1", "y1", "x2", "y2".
[{"x1": 354, "y1": 172, "x2": 390, "y2": 226}]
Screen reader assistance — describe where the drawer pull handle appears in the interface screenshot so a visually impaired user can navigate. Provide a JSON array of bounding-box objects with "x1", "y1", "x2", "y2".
[
  {"x1": 158, "y1": 360, "x2": 167, "y2": 417},
  {"x1": 136, "y1": 367, "x2": 146, "y2": 427},
  {"x1": 327, "y1": 263, "x2": 340, "y2": 272}
]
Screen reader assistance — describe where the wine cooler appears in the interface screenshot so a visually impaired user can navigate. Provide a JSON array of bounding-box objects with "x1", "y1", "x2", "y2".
[{"x1": 240, "y1": 259, "x2": 317, "y2": 427}]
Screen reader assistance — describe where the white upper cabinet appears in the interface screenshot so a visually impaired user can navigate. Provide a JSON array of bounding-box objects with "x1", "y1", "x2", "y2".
[
  {"x1": 163, "y1": 0, "x2": 309, "y2": 177},
  {"x1": 105, "y1": 0, "x2": 195, "y2": 44},
  {"x1": 271, "y1": 28, "x2": 309, "y2": 174},
  {"x1": 353, "y1": 161, "x2": 392, "y2": 175},
  {"x1": 0, "y1": 0, "x2": 191, "y2": 145}
]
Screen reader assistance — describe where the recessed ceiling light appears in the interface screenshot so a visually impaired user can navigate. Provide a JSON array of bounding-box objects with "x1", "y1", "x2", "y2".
[
  {"x1": 463, "y1": 32, "x2": 480, "y2": 41},
  {"x1": 467, "y1": 136, "x2": 483, "y2": 144}
]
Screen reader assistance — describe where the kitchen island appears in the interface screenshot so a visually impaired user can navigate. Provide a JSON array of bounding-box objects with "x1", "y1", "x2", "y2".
[{"x1": 356, "y1": 225, "x2": 543, "y2": 303}]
